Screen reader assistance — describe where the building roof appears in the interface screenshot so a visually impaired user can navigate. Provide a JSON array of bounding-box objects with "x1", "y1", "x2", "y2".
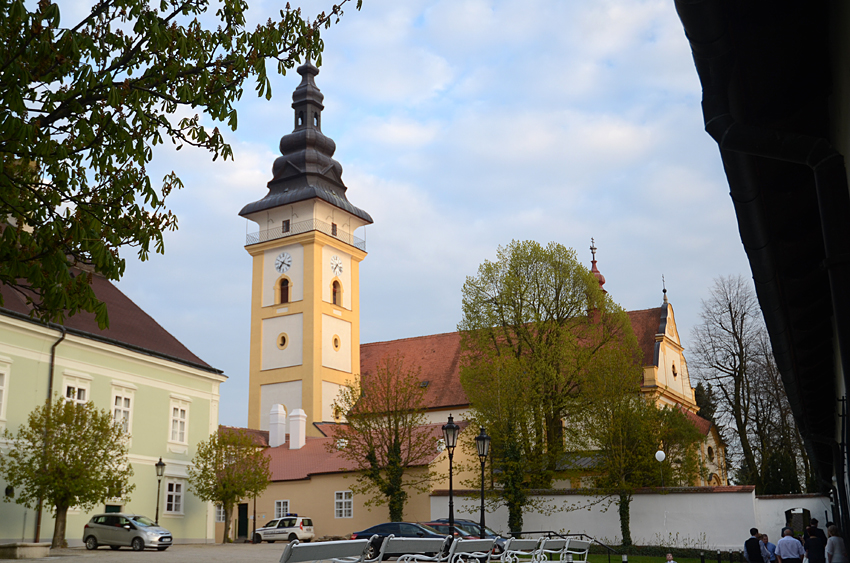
[
  {"x1": 0, "y1": 274, "x2": 221, "y2": 374},
  {"x1": 264, "y1": 422, "x2": 456, "y2": 482},
  {"x1": 682, "y1": 409, "x2": 713, "y2": 436},
  {"x1": 360, "y1": 307, "x2": 668, "y2": 411},
  {"x1": 220, "y1": 425, "x2": 270, "y2": 447}
]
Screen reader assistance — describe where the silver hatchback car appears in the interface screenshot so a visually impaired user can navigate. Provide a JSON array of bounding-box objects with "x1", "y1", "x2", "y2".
[{"x1": 83, "y1": 513, "x2": 173, "y2": 551}]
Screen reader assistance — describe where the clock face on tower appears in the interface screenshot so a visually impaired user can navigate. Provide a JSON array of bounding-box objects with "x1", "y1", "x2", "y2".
[
  {"x1": 274, "y1": 252, "x2": 292, "y2": 273},
  {"x1": 330, "y1": 255, "x2": 343, "y2": 277}
]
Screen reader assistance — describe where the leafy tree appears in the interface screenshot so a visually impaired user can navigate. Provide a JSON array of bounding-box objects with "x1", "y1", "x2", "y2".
[
  {"x1": 691, "y1": 275, "x2": 809, "y2": 493},
  {"x1": 0, "y1": 397, "x2": 134, "y2": 548},
  {"x1": 458, "y1": 240, "x2": 637, "y2": 533},
  {"x1": 0, "y1": 0, "x2": 359, "y2": 328},
  {"x1": 331, "y1": 354, "x2": 438, "y2": 522},
  {"x1": 569, "y1": 347, "x2": 705, "y2": 546},
  {"x1": 188, "y1": 427, "x2": 271, "y2": 543}
]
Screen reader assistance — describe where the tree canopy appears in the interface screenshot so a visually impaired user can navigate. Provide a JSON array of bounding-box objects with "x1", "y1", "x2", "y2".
[
  {"x1": 0, "y1": 397, "x2": 134, "y2": 548},
  {"x1": 188, "y1": 427, "x2": 271, "y2": 543},
  {"x1": 458, "y1": 240, "x2": 640, "y2": 533},
  {"x1": 330, "y1": 354, "x2": 438, "y2": 522},
  {"x1": 690, "y1": 275, "x2": 810, "y2": 493},
  {"x1": 0, "y1": 0, "x2": 359, "y2": 328}
]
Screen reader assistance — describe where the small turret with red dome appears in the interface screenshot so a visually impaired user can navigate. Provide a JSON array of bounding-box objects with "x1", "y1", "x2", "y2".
[{"x1": 590, "y1": 238, "x2": 607, "y2": 293}]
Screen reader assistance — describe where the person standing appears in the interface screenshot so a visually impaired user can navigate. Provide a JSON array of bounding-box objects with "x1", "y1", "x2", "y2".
[
  {"x1": 808, "y1": 520, "x2": 829, "y2": 544},
  {"x1": 666, "y1": 553, "x2": 678, "y2": 563},
  {"x1": 808, "y1": 526, "x2": 828, "y2": 563},
  {"x1": 777, "y1": 528, "x2": 806, "y2": 563},
  {"x1": 747, "y1": 528, "x2": 770, "y2": 563},
  {"x1": 826, "y1": 525, "x2": 848, "y2": 563},
  {"x1": 764, "y1": 534, "x2": 778, "y2": 563}
]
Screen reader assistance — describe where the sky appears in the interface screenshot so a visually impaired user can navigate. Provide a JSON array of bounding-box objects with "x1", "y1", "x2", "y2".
[{"x1": 100, "y1": 0, "x2": 752, "y2": 427}]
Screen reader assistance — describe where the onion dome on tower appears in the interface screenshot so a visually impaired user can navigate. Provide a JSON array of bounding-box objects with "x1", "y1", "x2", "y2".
[
  {"x1": 238, "y1": 60, "x2": 372, "y2": 224},
  {"x1": 590, "y1": 238, "x2": 607, "y2": 293}
]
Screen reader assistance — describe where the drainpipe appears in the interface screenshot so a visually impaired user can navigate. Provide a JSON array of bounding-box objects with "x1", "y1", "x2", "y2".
[{"x1": 34, "y1": 325, "x2": 66, "y2": 543}]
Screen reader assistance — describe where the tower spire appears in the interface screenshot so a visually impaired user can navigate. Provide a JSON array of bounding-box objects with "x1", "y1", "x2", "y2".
[
  {"x1": 662, "y1": 274, "x2": 668, "y2": 305},
  {"x1": 590, "y1": 238, "x2": 606, "y2": 293}
]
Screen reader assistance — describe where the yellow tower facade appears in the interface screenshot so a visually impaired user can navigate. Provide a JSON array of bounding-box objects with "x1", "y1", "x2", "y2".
[{"x1": 239, "y1": 61, "x2": 373, "y2": 436}]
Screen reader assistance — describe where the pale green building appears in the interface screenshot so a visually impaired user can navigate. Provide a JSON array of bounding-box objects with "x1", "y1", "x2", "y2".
[{"x1": 0, "y1": 273, "x2": 226, "y2": 545}]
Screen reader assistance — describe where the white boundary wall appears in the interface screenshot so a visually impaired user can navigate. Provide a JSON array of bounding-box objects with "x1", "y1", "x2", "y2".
[{"x1": 431, "y1": 489, "x2": 830, "y2": 550}]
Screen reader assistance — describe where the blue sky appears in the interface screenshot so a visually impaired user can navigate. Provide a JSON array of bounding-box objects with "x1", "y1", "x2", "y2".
[{"x1": 108, "y1": 0, "x2": 751, "y2": 426}]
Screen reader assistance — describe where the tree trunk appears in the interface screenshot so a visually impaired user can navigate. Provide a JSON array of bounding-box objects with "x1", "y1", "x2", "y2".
[
  {"x1": 223, "y1": 506, "x2": 232, "y2": 544},
  {"x1": 618, "y1": 492, "x2": 632, "y2": 547},
  {"x1": 53, "y1": 504, "x2": 68, "y2": 549}
]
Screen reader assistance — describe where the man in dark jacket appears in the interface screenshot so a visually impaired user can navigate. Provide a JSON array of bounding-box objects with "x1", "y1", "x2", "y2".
[{"x1": 747, "y1": 528, "x2": 770, "y2": 563}]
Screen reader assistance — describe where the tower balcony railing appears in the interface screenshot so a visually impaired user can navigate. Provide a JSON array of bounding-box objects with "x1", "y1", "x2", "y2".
[{"x1": 246, "y1": 218, "x2": 366, "y2": 251}]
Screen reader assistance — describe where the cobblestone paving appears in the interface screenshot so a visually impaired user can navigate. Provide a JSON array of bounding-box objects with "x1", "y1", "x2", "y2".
[{"x1": 42, "y1": 542, "x2": 293, "y2": 562}]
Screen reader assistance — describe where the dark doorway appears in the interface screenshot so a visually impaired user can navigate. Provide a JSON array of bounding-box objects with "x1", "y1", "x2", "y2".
[
  {"x1": 104, "y1": 504, "x2": 122, "y2": 513},
  {"x1": 238, "y1": 503, "x2": 249, "y2": 538}
]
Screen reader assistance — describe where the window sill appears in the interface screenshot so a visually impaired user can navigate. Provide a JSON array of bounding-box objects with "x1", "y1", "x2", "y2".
[
  {"x1": 162, "y1": 513, "x2": 184, "y2": 518},
  {"x1": 167, "y1": 442, "x2": 188, "y2": 455}
]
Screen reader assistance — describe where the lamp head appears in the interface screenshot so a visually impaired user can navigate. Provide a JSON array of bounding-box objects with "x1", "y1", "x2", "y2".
[
  {"x1": 475, "y1": 427, "x2": 490, "y2": 462},
  {"x1": 655, "y1": 450, "x2": 666, "y2": 463},
  {"x1": 442, "y1": 415, "x2": 460, "y2": 453},
  {"x1": 155, "y1": 457, "x2": 166, "y2": 477}
]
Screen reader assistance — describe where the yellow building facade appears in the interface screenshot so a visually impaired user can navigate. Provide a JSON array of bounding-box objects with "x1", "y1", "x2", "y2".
[{"x1": 239, "y1": 61, "x2": 372, "y2": 437}]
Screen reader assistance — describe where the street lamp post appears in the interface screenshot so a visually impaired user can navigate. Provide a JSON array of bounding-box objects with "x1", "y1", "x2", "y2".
[
  {"x1": 155, "y1": 458, "x2": 166, "y2": 524},
  {"x1": 655, "y1": 450, "x2": 666, "y2": 488},
  {"x1": 474, "y1": 428, "x2": 491, "y2": 540},
  {"x1": 442, "y1": 415, "x2": 460, "y2": 532}
]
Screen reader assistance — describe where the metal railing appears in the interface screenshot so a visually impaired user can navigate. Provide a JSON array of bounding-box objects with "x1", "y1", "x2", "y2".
[{"x1": 246, "y1": 218, "x2": 366, "y2": 251}]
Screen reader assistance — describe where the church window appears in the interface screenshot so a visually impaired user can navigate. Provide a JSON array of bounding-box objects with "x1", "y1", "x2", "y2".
[
  {"x1": 313, "y1": 113, "x2": 319, "y2": 127},
  {"x1": 332, "y1": 281, "x2": 340, "y2": 305},
  {"x1": 277, "y1": 333, "x2": 289, "y2": 350},
  {"x1": 331, "y1": 222, "x2": 338, "y2": 236},
  {"x1": 707, "y1": 446, "x2": 714, "y2": 461},
  {"x1": 280, "y1": 278, "x2": 290, "y2": 303},
  {"x1": 282, "y1": 219, "x2": 290, "y2": 233},
  {"x1": 672, "y1": 363, "x2": 678, "y2": 378},
  {"x1": 297, "y1": 112, "x2": 304, "y2": 126}
]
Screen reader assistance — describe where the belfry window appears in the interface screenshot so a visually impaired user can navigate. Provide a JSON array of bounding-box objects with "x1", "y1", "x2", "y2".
[
  {"x1": 332, "y1": 281, "x2": 340, "y2": 306},
  {"x1": 282, "y1": 219, "x2": 290, "y2": 233},
  {"x1": 313, "y1": 113, "x2": 319, "y2": 127},
  {"x1": 298, "y1": 112, "x2": 304, "y2": 127},
  {"x1": 331, "y1": 223, "x2": 338, "y2": 236},
  {"x1": 280, "y1": 278, "x2": 290, "y2": 304}
]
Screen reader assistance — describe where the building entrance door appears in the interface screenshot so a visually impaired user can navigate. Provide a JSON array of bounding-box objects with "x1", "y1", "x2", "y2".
[{"x1": 237, "y1": 503, "x2": 249, "y2": 539}]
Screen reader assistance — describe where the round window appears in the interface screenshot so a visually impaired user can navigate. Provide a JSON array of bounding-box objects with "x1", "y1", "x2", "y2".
[
  {"x1": 277, "y1": 333, "x2": 289, "y2": 350},
  {"x1": 332, "y1": 335, "x2": 341, "y2": 351}
]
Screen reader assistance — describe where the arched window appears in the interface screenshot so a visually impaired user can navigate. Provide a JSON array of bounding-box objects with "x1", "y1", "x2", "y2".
[
  {"x1": 332, "y1": 281, "x2": 340, "y2": 306},
  {"x1": 297, "y1": 111, "x2": 304, "y2": 126},
  {"x1": 313, "y1": 112, "x2": 319, "y2": 127},
  {"x1": 280, "y1": 278, "x2": 290, "y2": 304}
]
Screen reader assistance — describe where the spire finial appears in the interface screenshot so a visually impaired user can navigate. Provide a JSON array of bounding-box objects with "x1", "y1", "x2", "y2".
[
  {"x1": 662, "y1": 275, "x2": 668, "y2": 305},
  {"x1": 589, "y1": 238, "x2": 606, "y2": 293}
]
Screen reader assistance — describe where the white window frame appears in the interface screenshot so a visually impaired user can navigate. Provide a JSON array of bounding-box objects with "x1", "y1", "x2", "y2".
[
  {"x1": 167, "y1": 395, "x2": 191, "y2": 452},
  {"x1": 0, "y1": 355, "x2": 11, "y2": 424},
  {"x1": 164, "y1": 479, "x2": 184, "y2": 516},
  {"x1": 62, "y1": 370, "x2": 92, "y2": 405},
  {"x1": 215, "y1": 504, "x2": 225, "y2": 523},
  {"x1": 275, "y1": 500, "x2": 290, "y2": 519},
  {"x1": 111, "y1": 384, "x2": 135, "y2": 436},
  {"x1": 334, "y1": 490, "x2": 352, "y2": 519}
]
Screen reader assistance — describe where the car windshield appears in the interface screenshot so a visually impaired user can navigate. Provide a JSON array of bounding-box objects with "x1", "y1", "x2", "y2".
[
  {"x1": 457, "y1": 523, "x2": 499, "y2": 536},
  {"x1": 131, "y1": 516, "x2": 155, "y2": 527},
  {"x1": 417, "y1": 524, "x2": 439, "y2": 533}
]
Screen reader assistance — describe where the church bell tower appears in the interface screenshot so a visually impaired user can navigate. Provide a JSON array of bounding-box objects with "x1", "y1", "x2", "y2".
[{"x1": 239, "y1": 61, "x2": 373, "y2": 436}]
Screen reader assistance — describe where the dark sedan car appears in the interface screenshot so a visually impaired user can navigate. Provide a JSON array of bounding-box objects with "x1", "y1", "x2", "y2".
[{"x1": 350, "y1": 522, "x2": 447, "y2": 560}]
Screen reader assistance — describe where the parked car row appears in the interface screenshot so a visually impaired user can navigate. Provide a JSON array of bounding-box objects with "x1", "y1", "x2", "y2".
[{"x1": 350, "y1": 520, "x2": 508, "y2": 560}]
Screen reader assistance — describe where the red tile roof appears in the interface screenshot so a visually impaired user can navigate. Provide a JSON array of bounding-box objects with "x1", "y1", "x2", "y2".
[
  {"x1": 360, "y1": 308, "x2": 666, "y2": 410},
  {"x1": 361, "y1": 332, "x2": 467, "y2": 411},
  {"x1": 0, "y1": 274, "x2": 220, "y2": 373},
  {"x1": 220, "y1": 425, "x2": 270, "y2": 447},
  {"x1": 264, "y1": 422, "x2": 457, "y2": 481},
  {"x1": 682, "y1": 408, "x2": 714, "y2": 435}
]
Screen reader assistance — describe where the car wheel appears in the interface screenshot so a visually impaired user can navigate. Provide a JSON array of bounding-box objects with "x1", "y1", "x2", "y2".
[
  {"x1": 157, "y1": 547, "x2": 169, "y2": 551},
  {"x1": 289, "y1": 534, "x2": 298, "y2": 542},
  {"x1": 366, "y1": 543, "x2": 378, "y2": 560},
  {"x1": 253, "y1": 534, "x2": 262, "y2": 544},
  {"x1": 132, "y1": 537, "x2": 145, "y2": 551},
  {"x1": 110, "y1": 545, "x2": 121, "y2": 551},
  {"x1": 85, "y1": 536, "x2": 98, "y2": 550}
]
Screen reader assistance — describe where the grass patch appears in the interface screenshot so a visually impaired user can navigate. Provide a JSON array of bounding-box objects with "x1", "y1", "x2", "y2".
[{"x1": 589, "y1": 556, "x2": 704, "y2": 563}]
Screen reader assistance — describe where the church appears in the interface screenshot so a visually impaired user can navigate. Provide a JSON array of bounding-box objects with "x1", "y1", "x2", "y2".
[{"x1": 222, "y1": 60, "x2": 727, "y2": 542}]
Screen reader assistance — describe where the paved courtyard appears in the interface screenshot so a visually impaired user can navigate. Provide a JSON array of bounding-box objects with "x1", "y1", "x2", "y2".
[{"x1": 43, "y1": 542, "x2": 294, "y2": 562}]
